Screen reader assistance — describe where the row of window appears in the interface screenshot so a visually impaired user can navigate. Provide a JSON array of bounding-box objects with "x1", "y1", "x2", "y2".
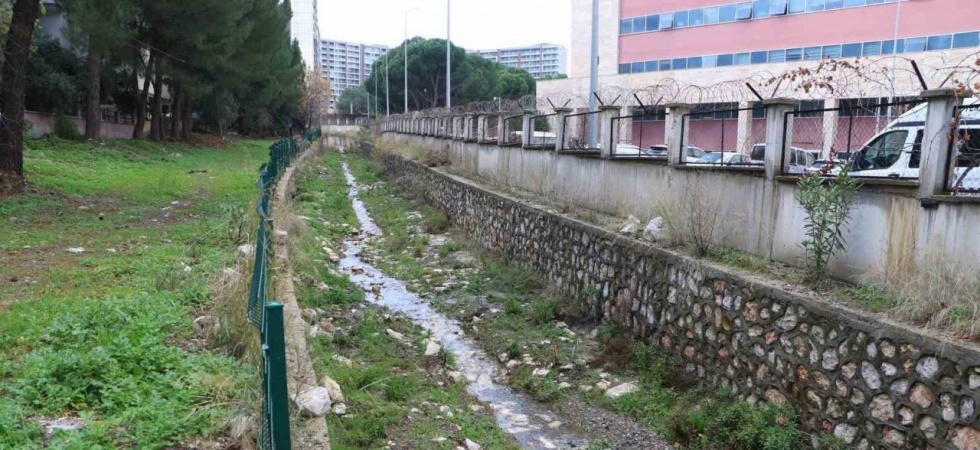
[
  {"x1": 620, "y1": 0, "x2": 898, "y2": 35},
  {"x1": 632, "y1": 99, "x2": 904, "y2": 121},
  {"x1": 618, "y1": 30, "x2": 980, "y2": 74}
]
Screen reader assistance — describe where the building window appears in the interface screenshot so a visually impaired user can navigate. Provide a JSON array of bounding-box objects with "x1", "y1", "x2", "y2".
[
  {"x1": 789, "y1": 0, "x2": 806, "y2": 13},
  {"x1": 807, "y1": 0, "x2": 825, "y2": 11},
  {"x1": 751, "y1": 51, "x2": 768, "y2": 64},
  {"x1": 841, "y1": 43, "x2": 862, "y2": 58},
  {"x1": 704, "y1": 6, "x2": 720, "y2": 24},
  {"x1": 803, "y1": 46, "x2": 821, "y2": 60},
  {"x1": 862, "y1": 41, "x2": 881, "y2": 57},
  {"x1": 735, "y1": 2, "x2": 753, "y2": 20},
  {"x1": 881, "y1": 40, "x2": 895, "y2": 55},
  {"x1": 768, "y1": 49, "x2": 785, "y2": 63},
  {"x1": 618, "y1": 63, "x2": 631, "y2": 74},
  {"x1": 619, "y1": 19, "x2": 632, "y2": 34},
  {"x1": 646, "y1": 14, "x2": 659, "y2": 31},
  {"x1": 904, "y1": 37, "x2": 926, "y2": 53},
  {"x1": 795, "y1": 100, "x2": 825, "y2": 117},
  {"x1": 826, "y1": 0, "x2": 844, "y2": 9},
  {"x1": 674, "y1": 10, "x2": 689, "y2": 27},
  {"x1": 690, "y1": 9, "x2": 704, "y2": 26},
  {"x1": 660, "y1": 12, "x2": 673, "y2": 29},
  {"x1": 785, "y1": 48, "x2": 803, "y2": 61},
  {"x1": 735, "y1": 52, "x2": 751, "y2": 65},
  {"x1": 822, "y1": 45, "x2": 841, "y2": 59},
  {"x1": 703, "y1": 55, "x2": 718, "y2": 67},
  {"x1": 673, "y1": 58, "x2": 687, "y2": 69},
  {"x1": 659, "y1": 60, "x2": 672, "y2": 71},
  {"x1": 632, "y1": 16, "x2": 646, "y2": 32},
  {"x1": 753, "y1": 0, "x2": 771, "y2": 19},
  {"x1": 719, "y1": 4, "x2": 737, "y2": 22},
  {"x1": 771, "y1": 0, "x2": 788, "y2": 15},
  {"x1": 927, "y1": 34, "x2": 952, "y2": 51},
  {"x1": 688, "y1": 56, "x2": 703, "y2": 69},
  {"x1": 953, "y1": 32, "x2": 980, "y2": 48},
  {"x1": 717, "y1": 54, "x2": 734, "y2": 66},
  {"x1": 645, "y1": 61, "x2": 659, "y2": 72}
]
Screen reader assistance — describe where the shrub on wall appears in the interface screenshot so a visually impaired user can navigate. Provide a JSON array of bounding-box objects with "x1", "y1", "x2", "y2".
[
  {"x1": 795, "y1": 168, "x2": 860, "y2": 280},
  {"x1": 53, "y1": 114, "x2": 81, "y2": 140}
]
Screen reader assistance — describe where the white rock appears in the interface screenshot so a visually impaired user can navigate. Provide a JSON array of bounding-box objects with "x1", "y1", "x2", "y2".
[
  {"x1": 532, "y1": 368, "x2": 550, "y2": 377},
  {"x1": 619, "y1": 215, "x2": 641, "y2": 236},
  {"x1": 225, "y1": 415, "x2": 253, "y2": 440},
  {"x1": 642, "y1": 217, "x2": 664, "y2": 242},
  {"x1": 447, "y1": 371, "x2": 464, "y2": 383},
  {"x1": 438, "y1": 405, "x2": 454, "y2": 418},
  {"x1": 558, "y1": 382, "x2": 572, "y2": 389},
  {"x1": 40, "y1": 417, "x2": 86, "y2": 438},
  {"x1": 294, "y1": 386, "x2": 332, "y2": 417},
  {"x1": 498, "y1": 353, "x2": 509, "y2": 363},
  {"x1": 332, "y1": 355, "x2": 353, "y2": 367},
  {"x1": 386, "y1": 328, "x2": 406, "y2": 342},
  {"x1": 596, "y1": 380, "x2": 612, "y2": 391},
  {"x1": 424, "y1": 340, "x2": 442, "y2": 357},
  {"x1": 192, "y1": 315, "x2": 218, "y2": 336},
  {"x1": 331, "y1": 403, "x2": 347, "y2": 415},
  {"x1": 67, "y1": 247, "x2": 85, "y2": 253},
  {"x1": 316, "y1": 282, "x2": 331, "y2": 292},
  {"x1": 464, "y1": 439, "x2": 482, "y2": 450},
  {"x1": 321, "y1": 375, "x2": 345, "y2": 404},
  {"x1": 605, "y1": 382, "x2": 640, "y2": 399},
  {"x1": 237, "y1": 244, "x2": 255, "y2": 256},
  {"x1": 301, "y1": 308, "x2": 317, "y2": 324}
]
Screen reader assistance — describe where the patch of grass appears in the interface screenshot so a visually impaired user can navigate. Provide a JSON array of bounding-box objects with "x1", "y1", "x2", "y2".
[
  {"x1": 0, "y1": 137, "x2": 271, "y2": 448},
  {"x1": 437, "y1": 241, "x2": 462, "y2": 259},
  {"x1": 840, "y1": 284, "x2": 898, "y2": 312},
  {"x1": 709, "y1": 248, "x2": 772, "y2": 274}
]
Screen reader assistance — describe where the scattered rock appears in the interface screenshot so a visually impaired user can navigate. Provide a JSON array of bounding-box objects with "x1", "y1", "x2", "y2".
[
  {"x1": 192, "y1": 315, "x2": 219, "y2": 337},
  {"x1": 301, "y1": 308, "x2": 318, "y2": 324},
  {"x1": 316, "y1": 282, "x2": 331, "y2": 293},
  {"x1": 225, "y1": 415, "x2": 254, "y2": 441},
  {"x1": 320, "y1": 376, "x2": 345, "y2": 405},
  {"x1": 619, "y1": 215, "x2": 641, "y2": 236},
  {"x1": 532, "y1": 368, "x2": 550, "y2": 377},
  {"x1": 386, "y1": 328, "x2": 406, "y2": 342},
  {"x1": 642, "y1": 217, "x2": 664, "y2": 242},
  {"x1": 447, "y1": 371, "x2": 464, "y2": 383},
  {"x1": 40, "y1": 417, "x2": 86, "y2": 438},
  {"x1": 237, "y1": 244, "x2": 255, "y2": 256},
  {"x1": 67, "y1": 247, "x2": 85, "y2": 254},
  {"x1": 332, "y1": 403, "x2": 347, "y2": 415},
  {"x1": 319, "y1": 319, "x2": 337, "y2": 334},
  {"x1": 294, "y1": 386, "x2": 332, "y2": 417},
  {"x1": 438, "y1": 405, "x2": 454, "y2": 418},
  {"x1": 308, "y1": 324, "x2": 321, "y2": 338},
  {"x1": 464, "y1": 438, "x2": 482, "y2": 450},
  {"x1": 596, "y1": 380, "x2": 612, "y2": 391},
  {"x1": 332, "y1": 355, "x2": 353, "y2": 367},
  {"x1": 605, "y1": 382, "x2": 640, "y2": 399},
  {"x1": 424, "y1": 340, "x2": 442, "y2": 357}
]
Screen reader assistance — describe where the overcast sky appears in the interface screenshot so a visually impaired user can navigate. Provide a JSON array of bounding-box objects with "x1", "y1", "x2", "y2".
[{"x1": 317, "y1": 0, "x2": 572, "y2": 52}]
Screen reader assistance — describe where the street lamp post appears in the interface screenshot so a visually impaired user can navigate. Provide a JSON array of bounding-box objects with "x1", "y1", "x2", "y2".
[
  {"x1": 385, "y1": 52, "x2": 390, "y2": 116},
  {"x1": 446, "y1": 0, "x2": 451, "y2": 109},
  {"x1": 588, "y1": 0, "x2": 599, "y2": 148}
]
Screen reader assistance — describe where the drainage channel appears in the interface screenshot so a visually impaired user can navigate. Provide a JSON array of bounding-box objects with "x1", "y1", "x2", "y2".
[{"x1": 339, "y1": 162, "x2": 588, "y2": 450}]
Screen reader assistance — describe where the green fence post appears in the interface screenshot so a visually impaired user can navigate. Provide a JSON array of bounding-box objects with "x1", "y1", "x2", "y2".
[{"x1": 264, "y1": 302, "x2": 291, "y2": 450}]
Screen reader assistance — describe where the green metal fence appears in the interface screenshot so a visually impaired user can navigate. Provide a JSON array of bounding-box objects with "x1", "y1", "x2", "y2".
[{"x1": 248, "y1": 131, "x2": 319, "y2": 450}]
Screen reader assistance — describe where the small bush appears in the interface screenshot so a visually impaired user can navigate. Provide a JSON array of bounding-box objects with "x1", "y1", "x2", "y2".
[
  {"x1": 795, "y1": 168, "x2": 860, "y2": 280},
  {"x1": 885, "y1": 254, "x2": 980, "y2": 339},
  {"x1": 529, "y1": 299, "x2": 556, "y2": 325},
  {"x1": 53, "y1": 114, "x2": 81, "y2": 140},
  {"x1": 594, "y1": 322, "x2": 635, "y2": 370},
  {"x1": 504, "y1": 296, "x2": 523, "y2": 316},
  {"x1": 655, "y1": 180, "x2": 735, "y2": 257}
]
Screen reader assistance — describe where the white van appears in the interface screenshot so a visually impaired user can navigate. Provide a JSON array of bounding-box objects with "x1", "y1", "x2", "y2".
[{"x1": 846, "y1": 99, "x2": 980, "y2": 186}]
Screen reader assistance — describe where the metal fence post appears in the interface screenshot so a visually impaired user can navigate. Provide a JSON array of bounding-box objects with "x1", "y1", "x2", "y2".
[
  {"x1": 665, "y1": 103, "x2": 692, "y2": 166},
  {"x1": 264, "y1": 302, "x2": 291, "y2": 450},
  {"x1": 918, "y1": 88, "x2": 969, "y2": 199},
  {"x1": 763, "y1": 98, "x2": 797, "y2": 180}
]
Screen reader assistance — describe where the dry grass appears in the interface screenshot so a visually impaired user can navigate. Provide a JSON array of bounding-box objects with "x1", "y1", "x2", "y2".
[
  {"x1": 653, "y1": 178, "x2": 737, "y2": 257},
  {"x1": 879, "y1": 254, "x2": 980, "y2": 339}
]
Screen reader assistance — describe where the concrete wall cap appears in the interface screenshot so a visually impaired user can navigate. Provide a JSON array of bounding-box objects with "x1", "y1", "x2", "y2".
[
  {"x1": 664, "y1": 102, "x2": 692, "y2": 109},
  {"x1": 599, "y1": 105, "x2": 622, "y2": 111},
  {"x1": 762, "y1": 98, "x2": 797, "y2": 106},
  {"x1": 552, "y1": 107, "x2": 573, "y2": 113},
  {"x1": 919, "y1": 88, "x2": 972, "y2": 99}
]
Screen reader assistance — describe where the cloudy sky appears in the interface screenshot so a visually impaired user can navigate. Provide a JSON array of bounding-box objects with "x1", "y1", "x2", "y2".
[{"x1": 317, "y1": 0, "x2": 572, "y2": 52}]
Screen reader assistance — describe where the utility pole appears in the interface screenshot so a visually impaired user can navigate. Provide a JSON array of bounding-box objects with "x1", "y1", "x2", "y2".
[
  {"x1": 446, "y1": 0, "x2": 451, "y2": 108},
  {"x1": 404, "y1": 11, "x2": 409, "y2": 114},
  {"x1": 588, "y1": 0, "x2": 599, "y2": 148},
  {"x1": 385, "y1": 52, "x2": 390, "y2": 116},
  {"x1": 887, "y1": 0, "x2": 903, "y2": 122}
]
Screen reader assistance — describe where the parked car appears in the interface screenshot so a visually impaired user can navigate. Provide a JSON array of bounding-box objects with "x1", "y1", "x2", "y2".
[
  {"x1": 642, "y1": 144, "x2": 707, "y2": 162},
  {"x1": 749, "y1": 144, "x2": 817, "y2": 173},
  {"x1": 692, "y1": 152, "x2": 752, "y2": 166}
]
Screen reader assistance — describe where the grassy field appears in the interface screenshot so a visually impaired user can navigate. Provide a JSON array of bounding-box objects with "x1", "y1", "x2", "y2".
[
  {"x1": 286, "y1": 148, "x2": 520, "y2": 450},
  {"x1": 0, "y1": 137, "x2": 269, "y2": 449}
]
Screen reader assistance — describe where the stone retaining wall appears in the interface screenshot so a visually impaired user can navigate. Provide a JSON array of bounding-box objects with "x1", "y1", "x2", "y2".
[{"x1": 382, "y1": 153, "x2": 980, "y2": 450}]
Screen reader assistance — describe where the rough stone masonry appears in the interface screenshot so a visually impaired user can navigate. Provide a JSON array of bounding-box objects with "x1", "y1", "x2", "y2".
[{"x1": 382, "y1": 153, "x2": 980, "y2": 450}]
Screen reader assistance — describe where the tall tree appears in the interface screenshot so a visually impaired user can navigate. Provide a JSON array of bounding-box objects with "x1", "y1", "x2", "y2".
[
  {"x1": 60, "y1": 0, "x2": 136, "y2": 140},
  {"x1": 336, "y1": 85, "x2": 368, "y2": 115},
  {"x1": 0, "y1": 0, "x2": 42, "y2": 192},
  {"x1": 299, "y1": 69, "x2": 332, "y2": 130}
]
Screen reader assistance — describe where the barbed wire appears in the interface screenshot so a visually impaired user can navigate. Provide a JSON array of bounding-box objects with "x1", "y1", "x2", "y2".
[{"x1": 384, "y1": 51, "x2": 979, "y2": 120}]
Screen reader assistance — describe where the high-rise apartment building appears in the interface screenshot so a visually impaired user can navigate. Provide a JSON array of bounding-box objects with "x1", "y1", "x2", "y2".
[
  {"x1": 469, "y1": 44, "x2": 568, "y2": 79},
  {"x1": 290, "y1": 0, "x2": 321, "y2": 70},
  {"x1": 320, "y1": 39, "x2": 390, "y2": 112}
]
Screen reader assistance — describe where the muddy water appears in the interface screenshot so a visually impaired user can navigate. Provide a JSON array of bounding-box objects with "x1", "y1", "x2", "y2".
[{"x1": 339, "y1": 163, "x2": 587, "y2": 450}]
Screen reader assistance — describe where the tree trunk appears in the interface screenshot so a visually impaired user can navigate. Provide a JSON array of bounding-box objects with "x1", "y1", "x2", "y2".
[
  {"x1": 149, "y1": 72, "x2": 163, "y2": 141},
  {"x1": 169, "y1": 84, "x2": 181, "y2": 140},
  {"x1": 133, "y1": 52, "x2": 155, "y2": 139},
  {"x1": 181, "y1": 93, "x2": 192, "y2": 141},
  {"x1": 84, "y1": 46, "x2": 102, "y2": 140},
  {"x1": 0, "y1": 0, "x2": 42, "y2": 192}
]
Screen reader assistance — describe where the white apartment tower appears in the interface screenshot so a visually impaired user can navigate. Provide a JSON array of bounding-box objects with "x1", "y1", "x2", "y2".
[
  {"x1": 469, "y1": 43, "x2": 568, "y2": 79},
  {"x1": 289, "y1": 0, "x2": 321, "y2": 70},
  {"x1": 320, "y1": 39, "x2": 390, "y2": 112}
]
